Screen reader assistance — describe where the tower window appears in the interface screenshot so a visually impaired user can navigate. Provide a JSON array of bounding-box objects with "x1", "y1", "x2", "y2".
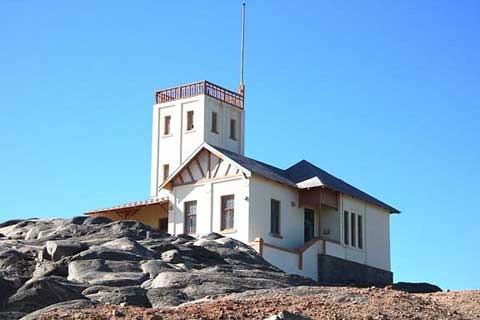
[
  {"x1": 163, "y1": 115, "x2": 171, "y2": 136},
  {"x1": 229, "y1": 119, "x2": 237, "y2": 140},
  {"x1": 211, "y1": 112, "x2": 218, "y2": 134},
  {"x1": 163, "y1": 164, "x2": 169, "y2": 182},
  {"x1": 186, "y1": 111, "x2": 194, "y2": 131}
]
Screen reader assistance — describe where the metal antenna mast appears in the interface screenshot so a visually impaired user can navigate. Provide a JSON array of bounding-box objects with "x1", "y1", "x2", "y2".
[{"x1": 239, "y1": 1, "x2": 246, "y2": 96}]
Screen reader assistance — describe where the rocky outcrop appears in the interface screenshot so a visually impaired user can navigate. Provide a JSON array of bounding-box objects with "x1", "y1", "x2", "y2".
[
  {"x1": 6, "y1": 276, "x2": 86, "y2": 313},
  {"x1": 389, "y1": 282, "x2": 442, "y2": 293},
  {"x1": 0, "y1": 218, "x2": 313, "y2": 318}
]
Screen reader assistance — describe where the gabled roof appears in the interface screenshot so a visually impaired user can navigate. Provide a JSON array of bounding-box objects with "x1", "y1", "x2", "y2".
[
  {"x1": 160, "y1": 143, "x2": 400, "y2": 214},
  {"x1": 213, "y1": 146, "x2": 298, "y2": 188}
]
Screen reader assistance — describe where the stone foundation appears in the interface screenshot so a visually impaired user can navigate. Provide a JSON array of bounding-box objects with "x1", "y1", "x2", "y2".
[{"x1": 317, "y1": 254, "x2": 393, "y2": 287}]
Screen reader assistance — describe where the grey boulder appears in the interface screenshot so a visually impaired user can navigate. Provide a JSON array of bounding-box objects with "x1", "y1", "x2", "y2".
[
  {"x1": 45, "y1": 240, "x2": 87, "y2": 261},
  {"x1": 19, "y1": 299, "x2": 96, "y2": 320},
  {"x1": 101, "y1": 238, "x2": 156, "y2": 258},
  {"x1": 0, "y1": 311, "x2": 26, "y2": 320},
  {"x1": 82, "y1": 286, "x2": 148, "y2": 307},
  {"x1": 71, "y1": 246, "x2": 149, "y2": 262},
  {"x1": 31, "y1": 261, "x2": 68, "y2": 279},
  {"x1": 82, "y1": 216, "x2": 112, "y2": 226},
  {"x1": 161, "y1": 249, "x2": 183, "y2": 264},
  {"x1": 6, "y1": 277, "x2": 86, "y2": 313},
  {"x1": 147, "y1": 288, "x2": 189, "y2": 308},
  {"x1": 68, "y1": 259, "x2": 148, "y2": 287},
  {"x1": 0, "y1": 278, "x2": 14, "y2": 311},
  {"x1": 151, "y1": 269, "x2": 293, "y2": 300},
  {"x1": 391, "y1": 282, "x2": 442, "y2": 293},
  {"x1": 141, "y1": 260, "x2": 175, "y2": 279}
]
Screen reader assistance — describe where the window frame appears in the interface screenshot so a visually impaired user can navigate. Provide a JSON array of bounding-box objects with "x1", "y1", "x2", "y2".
[
  {"x1": 357, "y1": 214, "x2": 363, "y2": 249},
  {"x1": 343, "y1": 210, "x2": 349, "y2": 245},
  {"x1": 229, "y1": 118, "x2": 237, "y2": 140},
  {"x1": 343, "y1": 210, "x2": 364, "y2": 250},
  {"x1": 350, "y1": 211, "x2": 356, "y2": 247},
  {"x1": 270, "y1": 199, "x2": 281, "y2": 236},
  {"x1": 186, "y1": 111, "x2": 195, "y2": 131},
  {"x1": 220, "y1": 195, "x2": 235, "y2": 231},
  {"x1": 184, "y1": 200, "x2": 197, "y2": 235},
  {"x1": 211, "y1": 112, "x2": 219, "y2": 134},
  {"x1": 162, "y1": 164, "x2": 169, "y2": 182},
  {"x1": 163, "y1": 115, "x2": 171, "y2": 136}
]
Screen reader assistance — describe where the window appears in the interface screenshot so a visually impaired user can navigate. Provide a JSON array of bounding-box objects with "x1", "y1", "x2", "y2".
[
  {"x1": 184, "y1": 201, "x2": 197, "y2": 234},
  {"x1": 221, "y1": 195, "x2": 234, "y2": 230},
  {"x1": 163, "y1": 164, "x2": 169, "y2": 182},
  {"x1": 186, "y1": 111, "x2": 194, "y2": 131},
  {"x1": 163, "y1": 115, "x2": 171, "y2": 135},
  {"x1": 357, "y1": 215, "x2": 363, "y2": 249},
  {"x1": 344, "y1": 210, "x2": 364, "y2": 249},
  {"x1": 270, "y1": 199, "x2": 281, "y2": 235},
  {"x1": 343, "y1": 211, "x2": 349, "y2": 245},
  {"x1": 229, "y1": 119, "x2": 236, "y2": 140},
  {"x1": 351, "y1": 212, "x2": 356, "y2": 247},
  {"x1": 211, "y1": 112, "x2": 218, "y2": 133}
]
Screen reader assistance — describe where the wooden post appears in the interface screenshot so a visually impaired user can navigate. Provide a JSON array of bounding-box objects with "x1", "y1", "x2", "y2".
[{"x1": 252, "y1": 237, "x2": 264, "y2": 257}]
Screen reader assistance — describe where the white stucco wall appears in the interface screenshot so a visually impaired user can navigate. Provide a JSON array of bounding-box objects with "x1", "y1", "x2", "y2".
[
  {"x1": 319, "y1": 205, "x2": 340, "y2": 242},
  {"x1": 340, "y1": 194, "x2": 391, "y2": 271},
  {"x1": 365, "y1": 203, "x2": 391, "y2": 271},
  {"x1": 169, "y1": 176, "x2": 250, "y2": 243},
  {"x1": 151, "y1": 95, "x2": 245, "y2": 198},
  {"x1": 150, "y1": 96, "x2": 204, "y2": 197},
  {"x1": 248, "y1": 175, "x2": 304, "y2": 248},
  {"x1": 262, "y1": 240, "x2": 322, "y2": 281},
  {"x1": 204, "y1": 96, "x2": 244, "y2": 155}
]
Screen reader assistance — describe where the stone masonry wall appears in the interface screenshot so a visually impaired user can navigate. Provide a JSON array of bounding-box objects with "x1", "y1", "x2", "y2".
[{"x1": 318, "y1": 254, "x2": 393, "y2": 287}]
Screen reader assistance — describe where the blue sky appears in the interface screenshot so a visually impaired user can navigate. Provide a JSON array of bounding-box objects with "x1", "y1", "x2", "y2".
[{"x1": 1, "y1": 1, "x2": 479, "y2": 290}]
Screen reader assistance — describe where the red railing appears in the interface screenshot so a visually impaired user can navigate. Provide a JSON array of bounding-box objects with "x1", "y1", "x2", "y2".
[{"x1": 155, "y1": 81, "x2": 244, "y2": 109}]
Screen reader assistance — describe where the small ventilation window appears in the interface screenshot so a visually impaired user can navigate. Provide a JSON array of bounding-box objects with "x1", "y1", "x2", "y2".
[
  {"x1": 163, "y1": 115, "x2": 171, "y2": 136},
  {"x1": 186, "y1": 111, "x2": 194, "y2": 131},
  {"x1": 229, "y1": 119, "x2": 237, "y2": 140},
  {"x1": 211, "y1": 112, "x2": 218, "y2": 134}
]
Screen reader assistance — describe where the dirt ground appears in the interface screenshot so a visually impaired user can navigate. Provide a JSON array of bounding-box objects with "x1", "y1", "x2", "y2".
[{"x1": 40, "y1": 286, "x2": 480, "y2": 320}]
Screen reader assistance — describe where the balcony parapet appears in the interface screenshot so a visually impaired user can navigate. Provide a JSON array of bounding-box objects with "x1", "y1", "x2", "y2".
[{"x1": 155, "y1": 80, "x2": 244, "y2": 109}]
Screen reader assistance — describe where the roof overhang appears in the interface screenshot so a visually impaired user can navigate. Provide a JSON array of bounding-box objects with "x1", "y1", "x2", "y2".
[{"x1": 85, "y1": 197, "x2": 169, "y2": 216}]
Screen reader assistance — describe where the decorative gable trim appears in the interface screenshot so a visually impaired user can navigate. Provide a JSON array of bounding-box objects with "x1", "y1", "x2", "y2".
[{"x1": 160, "y1": 143, "x2": 250, "y2": 190}]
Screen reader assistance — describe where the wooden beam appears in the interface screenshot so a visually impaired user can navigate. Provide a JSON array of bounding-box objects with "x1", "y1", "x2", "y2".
[
  {"x1": 207, "y1": 152, "x2": 211, "y2": 179},
  {"x1": 178, "y1": 172, "x2": 185, "y2": 184},
  {"x1": 195, "y1": 158, "x2": 206, "y2": 179},
  {"x1": 213, "y1": 158, "x2": 223, "y2": 178},
  {"x1": 225, "y1": 163, "x2": 231, "y2": 177},
  {"x1": 186, "y1": 165, "x2": 194, "y2": 182}
]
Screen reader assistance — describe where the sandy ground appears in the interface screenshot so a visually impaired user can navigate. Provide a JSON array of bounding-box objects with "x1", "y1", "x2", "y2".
[{"x1": 40, "y1": 286, "x2": 480, "y2": 320}]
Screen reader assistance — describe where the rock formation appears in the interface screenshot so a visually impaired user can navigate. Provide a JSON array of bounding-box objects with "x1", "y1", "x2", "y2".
[{"x1": 0, "y1": 217, "x2": 313, "y2": 319}]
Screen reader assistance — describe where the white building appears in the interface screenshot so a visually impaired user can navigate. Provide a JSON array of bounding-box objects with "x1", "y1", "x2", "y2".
[{"x1": 87, "y1": 81, "x2": 400, "y2": 285}]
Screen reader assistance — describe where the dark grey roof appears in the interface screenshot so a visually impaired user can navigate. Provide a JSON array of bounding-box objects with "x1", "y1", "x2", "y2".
[
  {"x1": 286, "y1": 160, "x2": 400, "y2": 213},
  {"x1": 213, "y1": 145, "x2": 400, "y2": 214},
  {"x1": 214, "y1": 146, "x2": 297, "y2": 188}
]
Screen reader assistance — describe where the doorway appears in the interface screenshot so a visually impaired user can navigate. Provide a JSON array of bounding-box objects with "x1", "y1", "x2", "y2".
[
  {"x1": 158, "y1": 218, "x2": 168, "y2": 233},
  {"x1": 304, "y1": 208, "x2": 315, "y2": 243}
]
